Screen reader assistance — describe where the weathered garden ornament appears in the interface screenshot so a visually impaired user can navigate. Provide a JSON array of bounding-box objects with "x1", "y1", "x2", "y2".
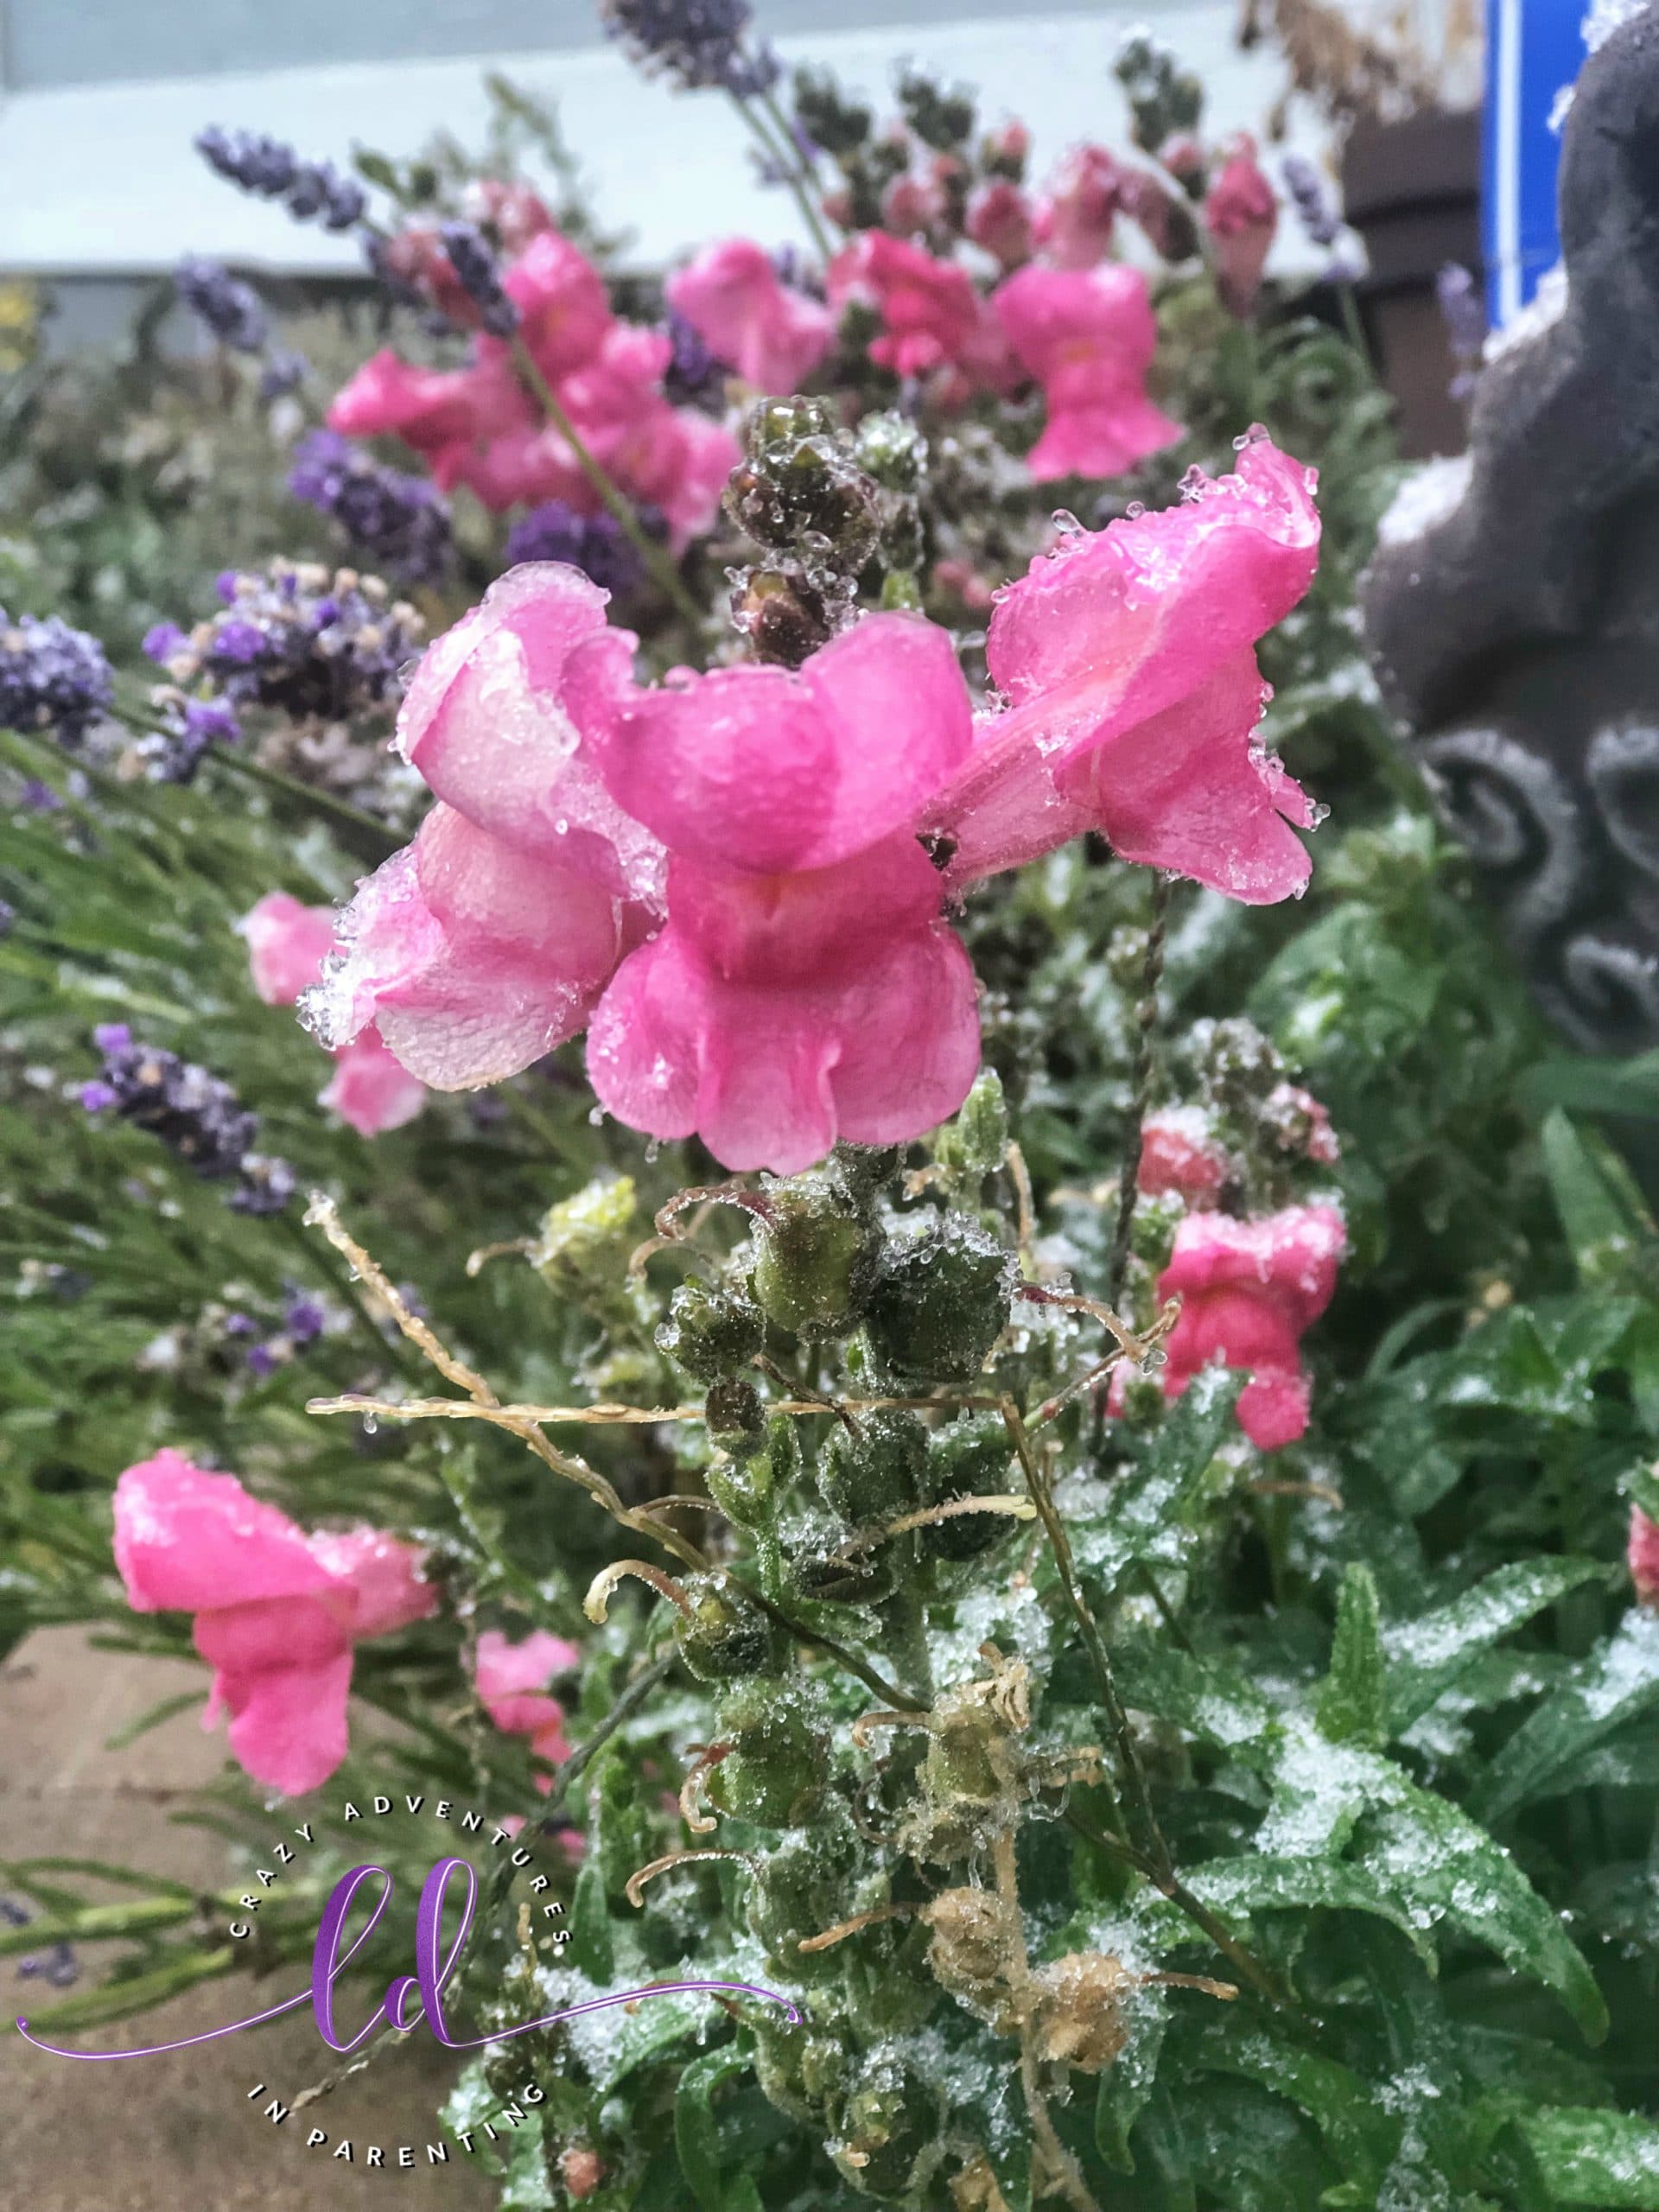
[{"x1": 1360, "y1": 1, "x2": 1659, "y2": 1054}]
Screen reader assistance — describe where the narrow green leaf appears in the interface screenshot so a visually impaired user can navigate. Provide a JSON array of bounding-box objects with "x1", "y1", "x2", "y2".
[
  {"x1": 1114, "y1": 1642, "x2": 1277, "y2": 1752},
  {"x1": 1478, "y1": 1608, "x2": 1659, "y2": 1821},
  {"x1": 1319, "y1": 1563, "x2": 1387, "y2": 1747},
  {"x1": 0, "y1": 1892, "x2": 195, "y2": 1956},
  {"x1": 675, "y1": 2044, "x2": 750, "y2": 2212},
  {"x1": 1185, "y1": 2021, "x2": 1399, "y2": 2194},
  {"x1": 1094, "y1": 2009, "x2": 1166, "y2": 2174},
  {"x1": 1182, "y1": 1853, "x2": 1437, "y2": 1970},
  {"x1": 103, "y1": 1689, "x2": 206, "y2": 1751},
  {"x1": 1522, "y1": 2109, "x2": 1659, "y2": 2208},
  {"x1": 566, "y1": 1858, "x2": 614, "y2": 1983},
  {"x1": 1540, "y1": 1110, "x2": 1654, "y2": 1277},
  {"x1": 1383, "y1": 1558, "x2": 1605, "y2": 1734},
  {"x1": 12, "y1": 1943, "x2": 238, "y2": 2034}
]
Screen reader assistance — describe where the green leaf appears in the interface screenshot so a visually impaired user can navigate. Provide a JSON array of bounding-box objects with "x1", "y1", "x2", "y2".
[
  {"x1": 1180, "y1": 1853, "x2": 1437, "y2": 1970},
  {"x1": 1318, "y1": 1563, "x2": 1387, "y2": 1747},
  {"x1": 566, "y1": 1859, "x2": 614, "y2": 1983},
  {"x1": 1095, "y1": 2009, "x2": 1166, "y2": 2174},
  {"x1": 675, "y1": 2044, "x2": 752, "y2": 2212},
  {"x1": 1521, "y1": 2109, "x2": 1659, "y2": 2208},
  {"x1": 12, "y1": 1942, "x2": 237, "y2": 2033},
  {"x1": 1114, "y1": 1642, "x2": 1277, "y2": 1751},
  {"x1": 1383, "y1": 1558, "x2": 1605, "y2": 1734},
  {"x1": 1478, "y1": 1607, "x2": 1659, "y2": 1821},
  {"x1": 1185, "y1": 2021, "x2": 1399, "y2": 2195},
  {"x1": 102, "y1": 1689, "x2": 205, "y2": 1751},
  {"x1": 1540, "y1": 1110, "x2": 1654, "y2": 1278},
  {"x1": 1523, "y1": 1052, "x2": 1659, "y2": 1122}
]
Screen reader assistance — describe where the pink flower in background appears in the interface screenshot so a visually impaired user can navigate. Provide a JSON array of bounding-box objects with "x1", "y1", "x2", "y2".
[
  {"x1": 556, "y1": 324, "x2": 741, "y2": 548},
  {"x1": 113, "y1": 1451, "x2": 436, "y2": 1796},
  {"x1": 565, "y1": 612, "x2": 982, "y2": 1172},
  {"x1": 462, "y1": 178, "x2": 556, "y2": 254},
  {"x1": 327, "y1": 346, "x2": 536, "y2": 489},
  {"x1": 1033, "y1": 145, "x2": 1122, "y2": 269},
  {"x1": 880, "y1": 171, "x2": 947, "y2": 238},
  {"x1": 967, "y1": 180, "x2": 1036, "y2": 270},
  {"x1": 1138, "y1": 1108, "x2": 1229, "y2": 1201},
  {"x1": 1205, "y1": 137, "x2": 1278, "y2": 316},
  {"x1": 307, "y1": 564, "x2": 663, "y2": 1092},
  {"x1": 830, "y1": 232, "x2": 982, "y2": 379},
  {"x1": 1269, "y1": 1081, "x2": 1340, "y2": 1164},
  {"x1": 928, "y1": 431, "x2": 1323, "y2": 904},
  {"x1": 1154, "y1": 1203, "x2": 1346, "y2": 1448},
  {"x1": 505, "y1": 229, "x2": 614, "y2": 381},
  {"x1": 241, "y1": 890, "x2": 426, "y2": 1136},
  {"x1": 474, "y1": 1628, "x2": 581, "y2": 1782},
  {"x1": 994, "y1": 262, "x2": 1182, "y2": 481},
  {"x1": 1630, "y1": 1508, "x2": 1659, "y2": 1605},
  {"x1": 666, "y1": 238, "x2": 835, "y2": 394}
]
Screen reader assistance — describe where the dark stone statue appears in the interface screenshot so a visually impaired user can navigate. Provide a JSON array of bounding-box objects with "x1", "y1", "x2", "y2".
[{"x1": 1359, "y1": 1, "x2": 1659, "y2": 1054}]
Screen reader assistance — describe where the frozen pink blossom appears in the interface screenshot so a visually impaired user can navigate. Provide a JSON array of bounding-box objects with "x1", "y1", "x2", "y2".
[
  {"x1": 1154, "y1": 1203, "x2": 1346, "y2": 1449},
  {"x1": 1269, "y1": 1080, "x2": 1340, "y2": 1164},
  {"x1": 555, "y1": 323, "x2": 741, "y2": 548},
  {"x1": 327, "y1": 346, "x2": 537, "y2": 490},
  {"x1": 1033, "y1": 145, "x2": 1122, "y2": 269},
  {"x1": 112, "y1": 1451, "x2": 436, "y2": 1796},
  {"x1": 881, "y1": 171, "x2": 948, "y2": 238},
  {"x1": 474, "y1": 1628, "x2": 581, "y2": 1778},
  {"x1": 1630, "y1": 1507, "x2": 1659, "y2": 1605},
  {"x1": 1138, "y1": 1107, "x2": 1229, "y2": 1201},
  {"x1": 666, "y1": 238, "x2": 835, "y2": 394},
  {"x1": 994, "y1": 262, "x2": 1183, "y2": 482},
  {"x1": 1205, "y1": 137, "x2": 1278, "y2": 316},
  {"x1": 505, "y1": 229, "x2": 613, "y2": 381},
  {"x1": 564, "y1": 612, "x2": 983, "y2": 1172},
  {"x1": 967, "y1": 180, "x2": 1036, "y2": 270},
  {"x1": 927, "y1": 431, "x2": 1323, "y2": 904},
  {"x1": 306, "y1": 564, "x2": 663, "y2": 1092},
  {"x1": 830, "y1": 232, "x2": 982, "y2": 379},
  {"x1": 241, "y1": 890, "x2": 425, "y2": 1136}
]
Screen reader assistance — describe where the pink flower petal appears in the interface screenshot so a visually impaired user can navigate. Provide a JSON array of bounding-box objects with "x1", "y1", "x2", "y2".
[
  {"x1": 666, "y1": 238, "x2": 835, "y2": 392},
  {"x1": 505, "y1": 229, "x2": 613, "y2": 382},
  {"x1": 240, "y1": 892, "x2": 335, "y2": 1007},
  {"x1": 114, "y1": 1453, "x2": 337, "y2": 1615},
  {"x1": 320, "y1": 1028, "x2": 428, "y2": 1136},
  {"x1": 474, "y1": 1628, "x2": 579, "y2": 1738},
  {"x1": 194, "y1": 1600, "x2": 356, "y2": 1796},
  {"x1": 308, "y1": 1527, "x2": 438, "y2": 1640}
]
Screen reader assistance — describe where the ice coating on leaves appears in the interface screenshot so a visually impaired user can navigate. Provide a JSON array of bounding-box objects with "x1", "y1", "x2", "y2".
[{"x1": 1256, "y1": 1725, "x2": 1381, "y2": 1856}]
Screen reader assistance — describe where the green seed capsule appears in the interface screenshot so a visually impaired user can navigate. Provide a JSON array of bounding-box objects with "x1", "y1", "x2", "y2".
[
  {"x1": 861, "y1": 1216, "x2": 1014, "y2": 1384},
  {"x1": 817, "y1": 1408, "x2": 926, "y2": 1529},
  {"x1": 529, "y1": 1175, "x2": 638, "y2": 1312},
  {"x1": 675, "y1": 1573, "x2": 783, "y2": 1683},
  {"x1": 703, "y1": 1375, "x2": 769, "y2": 1464},
  {"x1": 656, "y1": 1280, "x2": 764, "y2": 1383},
  {"x1": 707, "y1": 1683, "x2": 827, "y2": 1827},
  {"x1": 751, "y1": 1174, "x2": 882, "y2": 1341},
  {"x1": 832, "y1": 2053, "x2": 944, "y2": 2200},
  {"x1": 920, "y1": 1414, "x2": 1020, "y2": 1560}
]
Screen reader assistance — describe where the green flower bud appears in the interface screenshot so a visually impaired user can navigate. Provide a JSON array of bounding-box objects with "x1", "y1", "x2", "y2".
[
  {"x1": 861, "y1": 1216, "x2": 1014, "y2": 1383},
  {"x1": 932, "y1": 1066, "x2": 1008, "y2": 1181},
  {"x1": 703, "y1": 1374, "x2": 769, "y2": 1463},
  {"x1": 751, "y1": 1174, "x2": 882, "y2": 1341},
  {"x1": 829, "y1": 1141, "x2": 902, "y2": 1217},
  {"x1": 919, "y1": 1414, "x2": 1020, "y2": 1560},
  {"x1": 731, "y1": 565, "x2": 836, "y2": 669},
  {"x1": 779, "y1": 1508, "x2": 899, "y2": 1608},
  {"x1": 854, "y1": 410, "x2": 927, "y2": 495},
  {"x1": 753, "y1": 2014, "x2": 849, "y2": 2120},
  {"x1": 817, "y1": 1408, "x2": 926, "y2": 1529},
  {"x1": 707, "y1": 1681, "x2": 827, "y2": 1827},
  {"x1": 746, "y1": 395, "x2": 836, "y2": 454},
  {"x1": 529, "y1": 1175, "x2": 638, "y2": 1309},
  {"x1": 831, "y1": 2052, "x2": 944, "y2": 2199},
  {"x1": 791, "y1": 66, "x2": 873, "y2": 157},
  {"x1": 676, "y1": 1573, "x2": 784, "y2": 1683},
  {"x1": 656, "y1": 1280, "x2": 764, "y2": 1383}
]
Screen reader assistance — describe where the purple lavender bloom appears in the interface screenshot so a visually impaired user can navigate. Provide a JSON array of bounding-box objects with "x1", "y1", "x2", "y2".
[
  {"x1": 0, "y1": 610, "x2": 113, "y2": 747},
  {"x1": 143, "y1": 696, "x2": 240, "y2": 785},
  {"x1": 79, "y1": 1080, "x2": 118, "y2": 1112},
  {"x1": 505, "y1": 500, "x2": 662, "y2": 598},
  {"x1": 93, "y1": 1023, "x2": 131, "y2": 1054},
  {"x1": 143, "y1": 622, "x2": 189, "y2": 664},
  {"x1": 258, "y1": 348, "x2": 310, "y2": 401},
  {"x1": 232, "y1": 1154, "x2": 297, "y2": 1217},
  {"x1": 1281, "y1": 153, "x2": 1342, "y2": 251},
  {"x1": 18, "y1": 778, "x2": 64, "y2": 812},
  {"x1": 284, "y1": 161, "x2": 367, "y2": 232},
  {"x1": 215, "y1": 571, "x2": 240, "y2": 605},
  {"x1": 1437, "y1": 263, "x2": 1486, "y2": 401},
  {"x1": 222, "y1": 1311, "x2": 258, "y2": 1338},
  {"x1": 0, "y1": 1899, "x2": 29, "y2": 1929},
  {"x1": 438, "y1": 221, "x2": 518, "y2": 338},
  {"x1": 18, "y1": 1942, "x2": 79, "y2": 1990},
  {"x1": 212, "y1": 620, "x2": 267, "y2": 665},
  {"x1": 87, "y1": 1029, "x2": 291, "y2": 1212},
  {"x1": 288, "y1": 430, "x2": 452, "y2": 586},
  {"x1": 195, "y1": 128, "x2": 365, "y2": 232},
  {"x1": 601, "y1": 0, "x2": 779, "y2": 95},
  {"x1": 0, "y1": 899, "x2": 13, "y2": 939},
  {"x1": 246, "y1": 1343, "x2": 280, "y2": 1378},
  {"x1": 663, "y1": 307, "x2": 727, "y2": 410},
  {"x1": 283, "y1": 1294, "x2": 326, "y2": 1344},
  {"x1": 175, "y1": 257, "x2": 269, "y2": 353}
]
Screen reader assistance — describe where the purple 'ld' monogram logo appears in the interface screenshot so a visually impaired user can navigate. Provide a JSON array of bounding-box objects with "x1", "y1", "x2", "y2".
[{"x1": 16, "y1": 1855, "x2": 799, "y2": 2063}]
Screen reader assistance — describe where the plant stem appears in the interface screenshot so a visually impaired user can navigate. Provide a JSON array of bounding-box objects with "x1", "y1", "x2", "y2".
[
  {"x1": 731, "y1": 1574, "x2": 929, "y2": 1713},
  {"x1": 213, "y1": 747, "x2": 400, "y2": 858},
  {"x1": 508, "y1": 337, "x2": 706, "y2": 628},
  {"x1": 1106, "y1": 870, "x2": 1173, "y2": 1313},
  {"x1": 741, "y1": 83, "x2": 836, "y2": 264}
]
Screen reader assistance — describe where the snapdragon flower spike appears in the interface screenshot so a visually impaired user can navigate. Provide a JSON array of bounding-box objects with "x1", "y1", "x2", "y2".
[
  {"x1": 993, "y1": 263, "x2": 1183, "y2": 482},
  {"x1": 241, "y1": 890, "x2": 425, "y2": 1136},
  {"x1": 566, "y1": 611, "x2": 983, "y2": 1172},
  {"x1": 1205, "y1": 138, "x2": 1279, "y2": 317},
  {"x1": 113, "y1": 1452, "x2": 436, "y2": 1796},
  {"x1": 0, "y1": 608, "x2": 112, "y2": 746},
  {"x1": 830, "y1": 232, "x2": 982, "y2": 378},
  {"x1": 1033, "y1": 144, "x2": 1122, "y2": 269},
  {"x1": 1149, "y1": 1203, "x2": 1345, "y2": 1449},
  {"x1": 288, "y1": 430, "x2": 453, "y2": 588},
  {"x1": 304, "y1": 565, "x2": 664, "y2": 1091},
  {"x1": 666, "y1": 238, "x2": 836, "y2": 394},
  {"x1": 927, "y1": 430, "x2": 1323, "y2": 904},
  {"x1": 474, "y1": 1629, "x2": 581, "y2": 1781}
]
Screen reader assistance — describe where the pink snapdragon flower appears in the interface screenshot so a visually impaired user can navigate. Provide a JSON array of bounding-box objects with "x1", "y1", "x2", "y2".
[
  {"x1": 967, "y1": 181, "x2": 1036, "y2": 270},
  {"x1": 327, "y1": 344, "x2": 540, "y2": 497},
  {"x1": 241, "y1": 891, "x2": 426, "y2": 1137},
  {"x1": 994, "y1": 262, "x2": 1183, "y2": 481},
  {"x1": 927, "y1": 430, "x2": 1323, "y2": 904},
  {"x1": 564, "y1": 612, "x2": 982, "y2": 1172},
  {"x1": 1154, "y1": 1203, "x2": 1346, "y2": 1449},
  {"x1": 1205, "y1": 137, "x2": 1278, "y2": 316},
  {"x1": 830, "y1": 232, "x2": 982, "y2": 379},
  {"x1": 1138, "y1": 1108, "x2": 1229, "y2": 1201},
  {"x1": 1630, "y1": 1508, "x2": 1659, "y2": 1605},
  {"x1": 553, "y1": 324, "x2": 741, "y2": 548},
  {"x1": 112, "y1": 1451, "x2": 436, "y2": 1796},
  {"x1": 474, "y1": 1628, "x2": 581, "y2": 1780},
  {"x1": 306, "y1": 565, "x2": 664, "y2": 1091},
  {"x1": 505, "y1": 230, "x2": 614, "y2": 381},
  {"x1": 1033, "y1": 145, "x2": 1122, "y2": 269},
  {"x1": 666, "y1": 238, "x2": 835, "y2": 395}
]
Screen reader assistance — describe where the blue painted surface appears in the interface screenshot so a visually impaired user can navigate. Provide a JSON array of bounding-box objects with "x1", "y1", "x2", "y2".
[{"x1": 1483, "y1": 0, "x2": 1591, "y2": 323}]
